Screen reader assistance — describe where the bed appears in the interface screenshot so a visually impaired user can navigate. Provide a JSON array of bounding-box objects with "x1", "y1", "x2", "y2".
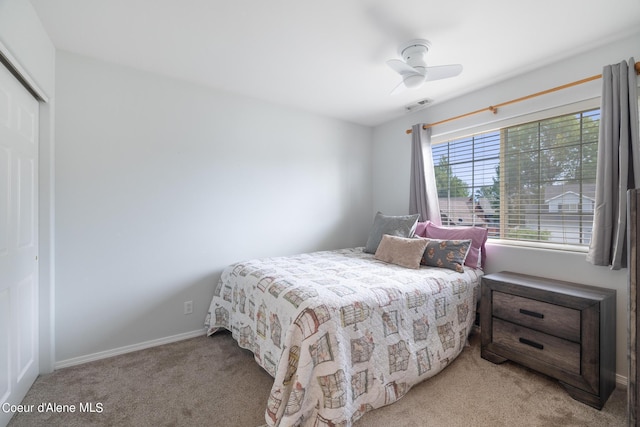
[{"x1": 205, "y1": 215, "x2": 487, "y2": 426}]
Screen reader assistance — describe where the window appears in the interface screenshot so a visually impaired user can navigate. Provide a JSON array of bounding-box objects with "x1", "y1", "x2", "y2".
[{"x1": 433, "y1": 108, "x2": 599, "y2": 247}]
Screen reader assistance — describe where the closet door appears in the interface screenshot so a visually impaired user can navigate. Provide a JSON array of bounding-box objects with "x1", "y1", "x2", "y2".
[{"x1": 0, "y1": 63, "x2": 39, "y2": 426}]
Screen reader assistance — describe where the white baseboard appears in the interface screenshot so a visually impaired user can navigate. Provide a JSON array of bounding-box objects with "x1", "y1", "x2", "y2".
[{"x1": 54, "y1": 328, "x2": 207, "y2": 370}]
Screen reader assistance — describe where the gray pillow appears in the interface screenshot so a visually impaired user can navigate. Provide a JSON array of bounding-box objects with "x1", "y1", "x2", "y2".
[{"x1": 364, "y1": 212, "x2": 420, "y2": 254}]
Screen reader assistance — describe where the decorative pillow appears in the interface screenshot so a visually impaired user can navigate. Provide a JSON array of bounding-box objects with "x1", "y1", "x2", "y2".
[
  {"x1": 415, "y1": 221, "x2": 428, "y2": 237},
  {"x1": 364, "y1": 212, "x2": 420, "y2": 254},
  {"x1": 420, "y1": 238, "x2": 472, "y2": 273},
  {"x1": 424, "y1": 221, "x2": 488, "y2": 269},
  {"x1": 374, "y1": 234, "x2": 429, "y2": 269}
]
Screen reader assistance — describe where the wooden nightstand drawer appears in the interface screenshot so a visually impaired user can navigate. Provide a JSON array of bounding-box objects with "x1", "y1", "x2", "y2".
[
  {"x1": 492, "y1": 291, "x2": 581, "y2": 342},
  {"x1": 493, "y1": 318, "x2": 580, "y2": 375}
]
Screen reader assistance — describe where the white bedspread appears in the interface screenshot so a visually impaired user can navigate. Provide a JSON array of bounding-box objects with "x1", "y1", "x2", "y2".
[{"x1": 205, "y1": 247, "x2": 482, "y2": 426}]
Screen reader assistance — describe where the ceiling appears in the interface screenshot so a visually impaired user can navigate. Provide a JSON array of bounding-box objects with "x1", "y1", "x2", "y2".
[{"x1": 29, "y1": 0, "x2": 640, "y2": 127}]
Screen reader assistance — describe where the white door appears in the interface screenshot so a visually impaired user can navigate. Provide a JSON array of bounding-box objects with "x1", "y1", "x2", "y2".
[{"x1": 0, "y1": 63, "x2": 39, "y2": 426}]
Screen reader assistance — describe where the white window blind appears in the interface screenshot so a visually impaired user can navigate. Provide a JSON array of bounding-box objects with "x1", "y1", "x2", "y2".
[{"x1": 433, "y1": 108, "x2": 599, "y2": 247}]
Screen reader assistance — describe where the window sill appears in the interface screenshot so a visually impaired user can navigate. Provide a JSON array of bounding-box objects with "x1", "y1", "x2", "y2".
[{"x1": 486, "y1": 238, "x2": 589, "y2": 254}]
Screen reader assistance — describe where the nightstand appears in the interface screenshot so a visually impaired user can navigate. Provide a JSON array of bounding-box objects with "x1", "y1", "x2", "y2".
[{"x1": 480, "y1": 271, "x2": 616, "y2": 409}]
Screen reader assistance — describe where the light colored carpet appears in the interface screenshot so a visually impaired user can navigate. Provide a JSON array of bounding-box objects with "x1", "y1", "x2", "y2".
[{"x1": 7, "y1": 330, "x2": 626, "y2": 427}]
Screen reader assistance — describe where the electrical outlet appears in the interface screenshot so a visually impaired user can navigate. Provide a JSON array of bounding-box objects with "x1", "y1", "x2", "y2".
[{"x1": 184, "y1": 300, "x2": 193, "y2": 315}]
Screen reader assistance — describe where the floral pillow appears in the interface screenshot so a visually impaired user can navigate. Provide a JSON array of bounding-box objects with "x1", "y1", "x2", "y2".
[
  {"x1": 420, "y1": 238, "x2": 472, "y2": 273},
  {"x1": 421, "y1": 221, "x2": 488, "y2": 269}
]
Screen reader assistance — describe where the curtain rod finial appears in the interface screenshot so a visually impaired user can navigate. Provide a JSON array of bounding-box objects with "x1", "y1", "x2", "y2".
[{"x1": 635, "y1": 61, "x2": 640, "y2": 75}]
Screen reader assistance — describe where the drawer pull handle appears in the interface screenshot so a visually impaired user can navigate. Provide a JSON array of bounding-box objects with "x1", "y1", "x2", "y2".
[
  {"x1": 519, "y1": 337, "x2": 544, "y2": 350},
  {"x1": 519, "y1": 308, "x2": 544, "y2": 319}
]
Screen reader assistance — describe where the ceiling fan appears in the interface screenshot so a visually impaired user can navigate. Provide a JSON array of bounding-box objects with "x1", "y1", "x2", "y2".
[{"x1": 387, "y1": 39, "x2": 463, "y2": 95}]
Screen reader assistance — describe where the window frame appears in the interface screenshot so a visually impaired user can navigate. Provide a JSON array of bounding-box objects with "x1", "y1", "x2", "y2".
[{"x1": 430, "y1": 97, "x2": 601, "y2": 253}]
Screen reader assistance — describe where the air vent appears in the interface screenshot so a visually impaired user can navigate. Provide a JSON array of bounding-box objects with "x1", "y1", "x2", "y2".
[{"x1": 404, "y1": 98, "x2": 432, "y2": 112}]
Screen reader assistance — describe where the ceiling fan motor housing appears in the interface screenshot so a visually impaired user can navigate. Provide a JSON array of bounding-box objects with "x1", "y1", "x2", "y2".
[{"x1": 400, "y1": 39, "x2": 431, "y2": 71}]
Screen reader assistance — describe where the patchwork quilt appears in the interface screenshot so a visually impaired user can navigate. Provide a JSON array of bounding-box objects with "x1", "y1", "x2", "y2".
[{"x1": 205, "y1": 248, "x2": 482, "y2": 426}]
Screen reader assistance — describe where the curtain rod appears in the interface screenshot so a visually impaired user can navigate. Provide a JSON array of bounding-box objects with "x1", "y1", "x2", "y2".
[{"x1": 406, "y1": 61, "x2": 640, "y2": 135}]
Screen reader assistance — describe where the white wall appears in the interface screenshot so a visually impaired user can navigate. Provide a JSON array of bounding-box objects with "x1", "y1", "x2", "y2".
[
  {"x1": 0, "y1": 0, "x2": 55, "y2": 94},
  {"x1": 54, "y1": 51, "x2": 373, "y2": 364},
  {"x1": 0, "y1": 0, "x2": 56, "y2": 373},
  {"x1": 373, "y1": 30, "x2": 640, "y2": 380}
]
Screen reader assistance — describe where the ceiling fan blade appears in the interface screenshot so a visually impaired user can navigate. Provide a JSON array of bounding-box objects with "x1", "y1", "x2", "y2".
[
  {"x1": 386, "y1": 59, "x2": 420, "y2": 76},
  {"x1": 424, "y1": 64, "x2": 463, "y2": 81},
  {"x1": 390, "y1": 79, "x2": 407, "y2": 95}
]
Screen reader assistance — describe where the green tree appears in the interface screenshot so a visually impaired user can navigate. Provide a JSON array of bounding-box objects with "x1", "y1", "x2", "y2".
[
  {"x1": 475, "y1": 164, "x2": 500, "y2": 209},
  {"x1": 502, "y1": 111, "x2": 598, "y2": 228},
  {"x1": 504, "y1": 112, "x2": 598, "y2": 196},
  {"x1": 434, "y1": 155, "x2": 470, "y2": 198}
]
